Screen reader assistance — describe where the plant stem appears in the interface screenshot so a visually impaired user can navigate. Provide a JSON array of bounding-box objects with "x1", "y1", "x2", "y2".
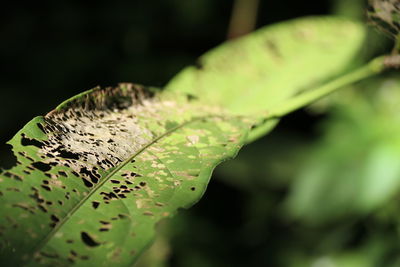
[
  {"x1": 227, "y1": 0, "x2": 259, "y2": 39},
  {"x1": 269, "y1": 55, "x2": 387, "y2": 117}
]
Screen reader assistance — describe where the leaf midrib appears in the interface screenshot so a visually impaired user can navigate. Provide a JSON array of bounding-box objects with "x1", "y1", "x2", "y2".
[{"x1": 28, "y1": 115, "x2": 208, "y2": 263}]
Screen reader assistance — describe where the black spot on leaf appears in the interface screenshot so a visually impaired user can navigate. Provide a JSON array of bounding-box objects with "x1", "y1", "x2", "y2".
[
  {"x1": 37, "y1": 123, "x2": 46, "y2": 133},
  {"x1": 100, "y1": 191, "x2": 118, "y2": 200},
  {"x1": 81, "y1": 178, "x2": 93, "y2": 188},
  {"x1": 92, "y1": 201, "x2": 100, "y2": 209},
  {"x1": 50, "y1": 214, "x2": 60, "y2": 227},
  {"x1": 38, "y1": 205, "x2": 48, "y2": 213},
  {"x1": 32, "y1": 162, "x2": 52, "y2": 172},
  {"x1": 51, "y1": 214, "x2": 60, "y2": 222},
  {"x1": 58, "y1": 171, "x2": 67, "y2": 177},
  {"x1": 57, "y1": 149, "x2": 80, "y2": 160},
  {"x1": 81, "y1": 231, "x2": 100, "y2": 247},
  {"x1": 41, "y1": 185, "x2": 52, "y2": 191},
  {"x1": 0, "y1": 143, "x2": 17, "y2": 170},
  {"x1": 80, "y1": 167, "x2": 99, "y2": 183},
  {"x1": 20, "y1": 134, "x2": 44, "y2": 148}
]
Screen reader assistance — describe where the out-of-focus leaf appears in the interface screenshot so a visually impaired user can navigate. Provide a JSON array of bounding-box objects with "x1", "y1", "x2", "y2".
[
  {"x1": 285, "y1": 76, "x2": 400, "y2": 224},
  {"x1": 166, "y1": 16, "x2": 366, "y2": 141},
  {"x1": 286, "y1": 233, "x2": 400, "y2": 267}
]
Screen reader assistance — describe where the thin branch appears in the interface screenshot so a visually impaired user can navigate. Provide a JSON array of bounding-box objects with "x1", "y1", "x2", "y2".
[{"x1": 227, "y1": 0, "x2": 260, "y2": 39}]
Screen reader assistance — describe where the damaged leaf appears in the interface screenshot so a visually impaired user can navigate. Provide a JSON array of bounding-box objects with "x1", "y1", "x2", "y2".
[
  {"x1": 0, "y1": 84, "x2": 258, "y2": 266},
  {"x1": 368, "y1": 0, "x2": 400, "y2": 39},
  {"x1": 0, "y1": 16, "x2": 366, "y2": 266}
]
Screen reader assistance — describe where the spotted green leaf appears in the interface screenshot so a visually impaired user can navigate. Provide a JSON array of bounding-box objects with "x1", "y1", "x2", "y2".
[
  {"x1": 0, "y1": 84, "x2": 258, "y2": 266},
  {"x1": 0, "y1": 16, "x2": 366, "y2": 266}
]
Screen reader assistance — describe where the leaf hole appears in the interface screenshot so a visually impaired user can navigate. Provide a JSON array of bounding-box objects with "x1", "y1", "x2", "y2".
[
  {"x1": 80, "y1": 231, "x2": 100, "y2": 247},
  {"x1": 0, "y1": 143, "x2": 17, "y2": 170}
]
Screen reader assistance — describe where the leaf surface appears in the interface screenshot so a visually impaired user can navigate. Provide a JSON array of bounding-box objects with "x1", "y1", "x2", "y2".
[
  {"x1": 0, "y1": 15, "x2": 367, "y2": 266},
  {"x1": 166, "y1": 16, "x2": 366, "y2": 141},
  {"x1": 0, "y1": 84, "x2": 256, "y2": 266}
]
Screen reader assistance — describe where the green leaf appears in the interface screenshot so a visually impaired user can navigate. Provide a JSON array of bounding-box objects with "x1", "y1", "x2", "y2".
[
  {"x1": 285, "y1": 76, "x2": 400, "y2": 224},
  {"x1": 0, "y1": 84, "x2": 257, "y2": 266},
  {"x1": 166, "y1": 16, "x2": 366, "y2": 141},
  {"x1": 0, "y1": 15, "x2": 368, "y2": 266}
]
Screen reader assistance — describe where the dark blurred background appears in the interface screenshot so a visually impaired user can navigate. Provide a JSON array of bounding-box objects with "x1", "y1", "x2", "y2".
[{"x1": 4, "y1": 1, "x2": 400, "y2": 266}]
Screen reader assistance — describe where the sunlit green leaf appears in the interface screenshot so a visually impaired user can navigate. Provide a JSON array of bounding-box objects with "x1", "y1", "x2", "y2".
[
  {"x1": 0, "y1": 15, "x2": 367, "y2": 266},
  {"x1": 0, "y1": 84, "x2": 257, "y2": 266},
  {"x1": 166, "y1": 16, "x2": 366, "y2": 141}
]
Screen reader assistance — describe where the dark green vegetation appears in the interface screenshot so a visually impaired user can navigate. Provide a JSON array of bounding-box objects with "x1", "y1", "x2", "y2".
[{"x1": 1, "y1": 0, "x2": 400, "y2": 266}]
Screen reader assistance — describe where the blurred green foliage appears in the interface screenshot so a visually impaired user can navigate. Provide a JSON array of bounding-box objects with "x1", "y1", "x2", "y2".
[
  {"x1": 287, "y1": 77, "x2": 400, "y2": 224},
  {"x1": 1, "y1": 0, "x2": 400, "y2": 266}
]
